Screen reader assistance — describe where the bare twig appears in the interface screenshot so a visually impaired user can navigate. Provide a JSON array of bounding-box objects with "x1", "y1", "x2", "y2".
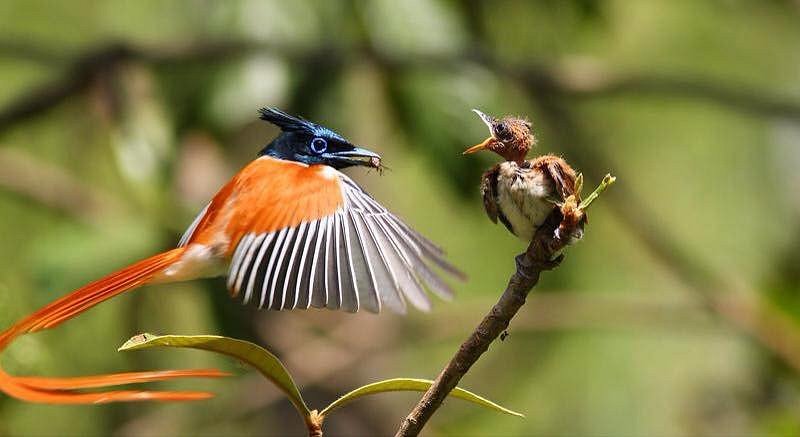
[{"x1": 396, "y1": 209, "x2": 573, "y2": 436}]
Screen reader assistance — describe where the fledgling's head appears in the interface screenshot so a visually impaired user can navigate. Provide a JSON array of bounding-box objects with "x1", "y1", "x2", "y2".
[
  {"x1": 463, "y1": 109, "x2": 534, "y2": 163},
  {"x1": 258, "y1": 107, "x2": 382, "y2": 170}
]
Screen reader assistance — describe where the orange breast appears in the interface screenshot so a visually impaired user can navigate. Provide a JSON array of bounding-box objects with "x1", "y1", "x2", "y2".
[{"x1": 186, "y1": 157, "x2": 344, "y2": 255}]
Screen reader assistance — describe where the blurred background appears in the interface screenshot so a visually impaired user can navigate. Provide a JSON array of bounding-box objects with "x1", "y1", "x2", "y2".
[{"x1": 0, "y1": 0, "x2": 799, "y2": 435}]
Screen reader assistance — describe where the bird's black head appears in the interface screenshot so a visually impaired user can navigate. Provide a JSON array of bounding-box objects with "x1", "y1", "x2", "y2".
[{"x1": 257, "y1": 107, "x2": 381, "y2": 170}]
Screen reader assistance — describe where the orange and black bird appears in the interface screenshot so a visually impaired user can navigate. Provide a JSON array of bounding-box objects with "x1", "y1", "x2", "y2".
[
  {"x1": 463, "y1": 109, "x2": 585, "y2": 243},
  {"x1": 0, "y1": 108, "x2": 463, "y2": 349}
]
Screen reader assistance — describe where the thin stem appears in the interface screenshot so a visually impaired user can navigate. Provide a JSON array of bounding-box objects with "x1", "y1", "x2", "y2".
[{"x1": 396, "y1": 210, "x2": 570, "y2": 436}]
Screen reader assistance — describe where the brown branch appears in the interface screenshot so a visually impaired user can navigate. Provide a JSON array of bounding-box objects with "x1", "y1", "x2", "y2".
[
  {"x1": 2, "y1": 40, "x2": 799, "y2": 135},
  {"x1": 0, "y1": 148, "x2": 120, "y2": 222},
  {"x1": 396, "y1": 209, "x2": 572, "y2": 436}
]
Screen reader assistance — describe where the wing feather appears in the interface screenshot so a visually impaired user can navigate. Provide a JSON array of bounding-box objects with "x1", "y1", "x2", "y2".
[
  {"x1": 337, "y1": 212, "x2": 359, "y2": 312},
  {"x1": 257, "y1": 228, "x2": 288, "y2": 309},
  {"x1": 227, "y1": 233, "x2": 254, "y2": 294},
  {"x1": 212, "y1": 159, "x2": 462, "y2": 314},
  {"x1": 480, "y1": 165, "x2": 501, "y2": 224},
  {"x1": 325, "y1": 214, "x2": 341, "y2": 310},
  {"x1": 265, "y1": 227, "x2": 295, "y2": 310},
  {"x1": 309, "y1": 216, "x2": 329, "y2": 309},
  {"x1": 282, "y1": 221, "x2": 308, "y2": 310},
  {"x1": 178, "y1": 203, "x2": 210, "y2": 247},
  {"x1": 295, "y1": 219, "x2": 319, "y2": 310},
  {"x1": 242, "y1": 233, "x2": 271, "y2": 305},
  {"x1": 346, "y1": 210, "x2": 381, "y2": 313},
  {"x1": 233, "y1": 234, "x2": 263, "y2": 298}
]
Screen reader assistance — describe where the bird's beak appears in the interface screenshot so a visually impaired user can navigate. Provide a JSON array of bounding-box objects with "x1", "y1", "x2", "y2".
[
  {"x1": 325, "y1": 147, "x2": 382, "y2": 168},
  {"x1": 463, "y1": 137, "x2": 496, "y2": 155},
  {"x1": 463, "y1": 108, "x2": 497, "y2": 155}
]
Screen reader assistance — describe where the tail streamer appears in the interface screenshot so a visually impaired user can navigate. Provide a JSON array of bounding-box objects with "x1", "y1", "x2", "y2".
[{"x1": 0, "y1": 247, "x2": 228, "y2": 404}]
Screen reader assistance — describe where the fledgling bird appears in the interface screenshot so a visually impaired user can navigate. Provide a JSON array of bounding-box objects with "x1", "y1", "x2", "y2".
[
  {"x1": 0, "y1": 108, "x2": 464, "y2": 350},
  {"x1": 463, "y1": 109, "x2": 585, "y2": 243}
]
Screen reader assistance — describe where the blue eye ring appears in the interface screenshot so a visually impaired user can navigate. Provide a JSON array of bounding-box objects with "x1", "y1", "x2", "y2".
[{"x1": 310, "y1": 137, "x2": 327, "y2": 154}]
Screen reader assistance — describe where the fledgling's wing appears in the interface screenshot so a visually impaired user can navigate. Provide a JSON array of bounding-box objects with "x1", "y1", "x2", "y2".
[
  {"x1": 181, "y1": 156, "x2": 463, "y2": 314},
  {"x1": 531, "y1": 154, "x2": 579, "y2": 202},
  {"x1": 479, "y1": 164, "x2": 501, "y2": 224}
]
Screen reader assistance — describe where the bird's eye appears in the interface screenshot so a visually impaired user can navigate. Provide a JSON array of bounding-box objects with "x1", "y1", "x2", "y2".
[
  {"x1": 494, "y1": 123, "x2": 511, "y2": 140},
  {"x1": 310, "y1": 137, "x2": 328, "y2": 154}
]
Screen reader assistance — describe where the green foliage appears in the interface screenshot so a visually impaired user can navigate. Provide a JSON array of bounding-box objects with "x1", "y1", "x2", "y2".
[
  {"x1": 319, "y1": 378, "x2": 523, "y2": 418},
  {"x1": 1, "y1": 0, "x2": 800, "y2": 434},
  {"x1": 120, "y1": 333, "x2": 522, "y2": 430},
  {"x1": 119, "y1": 333, "x2": 309, "y2": 419}
]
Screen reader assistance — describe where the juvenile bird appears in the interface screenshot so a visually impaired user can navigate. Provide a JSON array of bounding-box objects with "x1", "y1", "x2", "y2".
[
  {"x1": 463, "y1": 109, "x2": 585, "y2": 243},
  {"x1": 0, "y1": 108, "x2": 463, "y2": 350}
]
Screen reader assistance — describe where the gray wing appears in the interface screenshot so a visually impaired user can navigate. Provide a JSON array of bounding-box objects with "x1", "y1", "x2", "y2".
[{"x1": 225, "y1": 173, "x2": 464, "y2": 314}]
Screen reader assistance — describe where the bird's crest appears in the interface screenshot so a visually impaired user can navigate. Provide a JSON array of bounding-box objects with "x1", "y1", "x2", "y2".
[
  {"x1": 258, "y1": 107, "x2": 315, "y2": 132},
  {"x1": 258, "y1": 107, "x2": 347, "y2": 142}
]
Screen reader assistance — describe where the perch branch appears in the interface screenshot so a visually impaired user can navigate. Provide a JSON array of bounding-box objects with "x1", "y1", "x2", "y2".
[{"x1": 395, "y1": 208, "x2": 573, "y2": 436}]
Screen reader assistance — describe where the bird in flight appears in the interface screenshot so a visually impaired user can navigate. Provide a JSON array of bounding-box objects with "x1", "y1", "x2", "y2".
[
  {"x1": 463, "y1": 109, "x2": 585, "y2": 244},
  {"x1": 0, "y1": 108, "x2": 464, "y2": 351}
]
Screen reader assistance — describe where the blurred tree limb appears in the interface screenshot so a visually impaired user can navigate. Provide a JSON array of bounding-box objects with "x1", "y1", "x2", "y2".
[
  {"x1": 2, "y1": 40, "x2": 800, "y2": 134},
  {"x1": 3, "y1": 37, "x2": 800, "y2": 370},
  {"x1": 3, "y1": 39, "x2": 800, "y2": 424},
  {"x1": 524, "y1": 82, "x2": 800, "y2": 371},
  {"x1": 0, "y1": 147, "x2": 119, "y2": 223}
]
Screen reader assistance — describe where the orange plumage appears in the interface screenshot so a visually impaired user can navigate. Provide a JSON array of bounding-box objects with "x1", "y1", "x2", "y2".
[{"x1": 187, "y1": 158, "x2": 345, "y2": 253}]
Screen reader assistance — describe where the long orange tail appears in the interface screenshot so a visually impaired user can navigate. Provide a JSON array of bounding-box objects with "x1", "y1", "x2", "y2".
[
  {"x1": 0, "y1": 367, "x2": 226, "y2": 404},
  {"x1": 0, "y1": 246, "x2": 232, "y2": 404},
  {"x1": 0, "y1": 247, "x2": 185, "y2": 350}
]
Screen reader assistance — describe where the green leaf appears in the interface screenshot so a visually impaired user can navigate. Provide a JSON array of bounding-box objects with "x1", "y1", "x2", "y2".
[
  {"x1": 319, "y1": 378, "x2": 524, "y2": 418},
  {"x1": 119, "y1": 333, "x2": 310, "y2": 419}
]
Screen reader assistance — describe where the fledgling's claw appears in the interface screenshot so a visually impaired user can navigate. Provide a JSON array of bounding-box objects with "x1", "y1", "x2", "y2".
[
  {"x1": 515, "y1": 253, "x2": 564, "y2": 277},
  {"x1": 532, "y1": 254, "x2": 564, "y2": 271}
]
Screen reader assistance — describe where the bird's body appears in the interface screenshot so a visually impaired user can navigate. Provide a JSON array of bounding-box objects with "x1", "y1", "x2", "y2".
[
  {"x1": 466, "y1": 110, "x2": 584, "y2": 243},
  {"x1": 481, "y1": 155, "x2": 575, "y2": 241},
  {"x1": 0, "y1": 108, "x2": 462, "y2": 352}
]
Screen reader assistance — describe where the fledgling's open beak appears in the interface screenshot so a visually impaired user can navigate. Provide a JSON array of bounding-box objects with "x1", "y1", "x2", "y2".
[
  {"x1": 463, "y1": 109, "x2": 497, "y2": 155},
  {"x1": 325, "y1": 146, "x2": 382, "y2": 169}
]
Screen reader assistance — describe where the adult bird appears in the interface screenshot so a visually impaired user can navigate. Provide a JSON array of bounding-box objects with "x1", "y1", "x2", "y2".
[
  {"x1": 463, "y1": 109, "x2": 585, "y2": 243},
  {"x1": 0, "y1": 108, "x2": 463, "y2": 350}
]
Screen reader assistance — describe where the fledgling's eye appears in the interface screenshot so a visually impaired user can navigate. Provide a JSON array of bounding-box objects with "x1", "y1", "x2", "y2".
[
  {"x1": 310, "y1": 137, "x2": 328, "y2": 154},
  {"x1": 494, "y1": 123, "x2": 511, "y2": 140}
]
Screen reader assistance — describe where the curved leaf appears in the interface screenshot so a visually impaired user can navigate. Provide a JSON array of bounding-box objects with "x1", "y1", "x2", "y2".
[
  {"x1": 319, "y1": 378, "x2": 524, "y2": 418},
  {"x1": 119, "y1": 333, "x2": 309, "y2": 418}
]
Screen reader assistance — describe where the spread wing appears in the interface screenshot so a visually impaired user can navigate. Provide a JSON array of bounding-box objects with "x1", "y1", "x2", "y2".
[{"x1": 181, "y1": 156, "x2": 463, "y2": 314}]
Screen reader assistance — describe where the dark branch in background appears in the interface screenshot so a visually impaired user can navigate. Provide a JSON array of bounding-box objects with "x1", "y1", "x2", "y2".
[
  {"x1": 396, "y1": 210, "x2": 571, "y2": 436},
  {"x1": 0, "y1": 148, "x2": 119, "y2": 223},
  {"x1": 524, "y1": 81, "x2": 800, "y2": 371},
  {"x1": 2, "y1": 40, "x2": 800, "y2": 135},
  {"x1": 4, "y1": 38, "x2": 800, "y2": 426}
]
